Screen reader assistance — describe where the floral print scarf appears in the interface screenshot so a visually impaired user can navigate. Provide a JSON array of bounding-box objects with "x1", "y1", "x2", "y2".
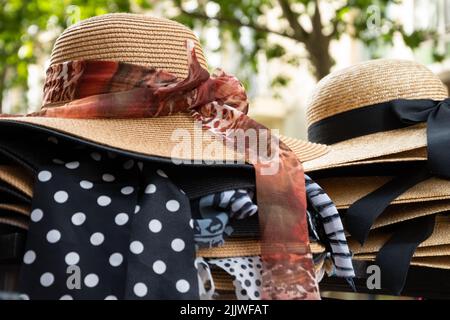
[{"x1": 1, "y1": 41, "x2": 319, "y2": 300}]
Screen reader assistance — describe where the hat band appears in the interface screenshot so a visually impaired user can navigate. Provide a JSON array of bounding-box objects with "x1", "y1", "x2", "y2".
[
  {"x1": 308, "y1": 98, "x2": 443, "y2": 145},
  {"x1": 309, "y1": 98, "x2": 450, "y2": 177}
]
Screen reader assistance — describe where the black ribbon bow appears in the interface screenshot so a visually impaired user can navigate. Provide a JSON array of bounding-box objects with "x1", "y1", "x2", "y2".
[{"x1": 392, "y1": 98, "x2": 450, "y2": 178}]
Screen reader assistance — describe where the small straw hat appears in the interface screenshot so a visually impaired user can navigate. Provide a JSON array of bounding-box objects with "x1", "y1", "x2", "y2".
[
  {"x1": 303, "y1": 59, "x2": 448, "y2": 172},
  {"x1": 0, "y1": 13, "x2": 328, "y2": 164}
]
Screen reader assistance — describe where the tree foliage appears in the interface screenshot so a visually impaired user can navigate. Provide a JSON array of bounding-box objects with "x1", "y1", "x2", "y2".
[
  {"x1": 172, "y1": 0, "x2": 443, "y2": 85},
  {"x1": 0, "y1": 0, "x2": 445, "y2": 112},
  {"x1": 0, "y1": 0, "x2": 151, "y2": 112}
]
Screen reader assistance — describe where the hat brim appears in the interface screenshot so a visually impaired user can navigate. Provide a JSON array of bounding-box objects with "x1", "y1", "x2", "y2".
[
  {"x1": 316, "y1": 176, "x2": 450, "y2": 210},
  {"x1": 373, "y1": 200, "x2": 450, "y2": 229},
  {"x1": 0, "y1": 203, "x2": 30, "y2": 216},
  {"x1": 354, "y1": 255, "x2": 450, "y2": 270},
  {"x1": 349, "y1": 215, "x2": 450, "y2": 255},
  {"x1": 196, "y1": 238, "x2": 325, "y2": 258},
  {"x1": 0, "y1": 166, "x2": 34, "y2": 198},
  {"x1": 303, "y1": 124, "x2": 427, "y2": 172},
  {"x1": 355, "y1": 244, "x2": 450, "y2": 259},
  {"x1": 0, "y1": 116, "x2": 329, "y2": 164},
  {"x1": 409, "y1": 256, "x2": 450, "y2": 270},
  {"x1": 0, "y1": 216, "x2": 28, "y2": 230}
]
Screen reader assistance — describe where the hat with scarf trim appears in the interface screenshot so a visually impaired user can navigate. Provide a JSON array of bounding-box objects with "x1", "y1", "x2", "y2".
[{"x1": 0, "y1": 13, "x2": 330, "y2": 300}]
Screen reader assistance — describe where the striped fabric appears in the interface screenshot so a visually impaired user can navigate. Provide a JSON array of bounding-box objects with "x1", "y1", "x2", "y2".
[
  {"x1": 193, "y1": 189, "x2": 258, "y2": 248},
  {"x1": 305, "y1": 175, "x2": 355, "y2": 278}
]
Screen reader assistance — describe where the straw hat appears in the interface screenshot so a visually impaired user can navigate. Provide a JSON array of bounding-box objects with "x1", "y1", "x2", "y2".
[
  {"x1": 0, "y1": 166, "x2": 34, "y2": 198},
  {"x1": 355, "y1": 244, "x2": 450, "y2": 259},
  {"x1": 0, "y1": 13, "x2": 328, "y2": 164},
  {"x1": 409, "y1": 256, "x2": 450, "y2": 270},
  {"x1": 349, "y1": 214, "x2": 450, "y2": 255},
  {"x1": 312, "y1": 175, "x2": 450, "y2": 226},
  {"x1": 353, "y1": 256, "x2": 450, "y2": 270},
  {"x1": 354, "y1": 254, "x2": 450, "y2": 270},
  {"x1": 0, "y1": 203, "x2": 30, "y2": 216},
  {"x1": 0, "y1": 217, "x2": 28, "y2": 230},
  {"x1": 316, "y1": 176, "x2": 450, "y2": 210},
  {"x1": 303, "y1": 59, "x2": 448, "y2": 172},
  {"x1": 197, "y1": 238, "x2": 325, "y2": 258}
]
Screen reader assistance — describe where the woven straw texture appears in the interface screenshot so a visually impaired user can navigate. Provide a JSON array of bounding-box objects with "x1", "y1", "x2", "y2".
[
  {"x1": 0, "y1": 217, "x2": 28, "y2": 230},
  {"x1": 373, "y1": 200, "x2": 450, "y2": 229},
  {"x1": 303, "y1": 59, "x2": 448, "y2": 172},
  {"x1": 409, "y1": 257, "x2": 450, "y2": 270},
  {"x1": 303, "y1": 124, "x2": 428, "y2": 172},
  {"x1": 353, "y1": 256, "x2": 450, "y2": 270},
  {"x1": 0, "y1": 13, "x2": 328, "y2": 163},
  {"x1": 355, "y1": 244, "x2": 450, "y2": 259},
  {"x1": 0, "y1": 166, "x2": 33, "y2": 197},
  {"x1": 348, "y1": 215, "x2": 450, "y2": 254},
  {"x1": 307, "y1": 59, "x2": 448, "y2": 126},
  {"x1": 1, "y1": 117, "x2": 328, "y2": 163},
  {"x1": 0, "y1": 203, "x2": 30, "y2": 216},
  {"x1": 317, "y1": 176, "x2": 450, "y2": 209},
  {"x1": 304, "y1": 147, "x2": 427, "y2": 172},
  {"x1": 50, "y1": 13, "x2": 207, "y2": 78},
  {"x1": 197, "y1": 238, "x2": 325, "y2": 258}
]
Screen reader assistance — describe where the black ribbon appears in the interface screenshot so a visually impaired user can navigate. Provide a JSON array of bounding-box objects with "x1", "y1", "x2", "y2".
[
  {"x1": 375, "y1": 215, "x2": 436, "y2": 295},
  {"x1": 391, "y1": 98, "x2": 450, "y2": 178},
  {"x1": 346, "y1": 166, "x2": 431, "y2": 245},
  {"x1": 308, "y1": 99, "x2": 450, "y2": 171}
]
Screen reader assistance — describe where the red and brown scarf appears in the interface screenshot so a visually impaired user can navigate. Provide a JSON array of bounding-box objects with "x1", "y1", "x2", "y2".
[{"x1": 2, "y1": 41, "x2": 320, "y2": 300}]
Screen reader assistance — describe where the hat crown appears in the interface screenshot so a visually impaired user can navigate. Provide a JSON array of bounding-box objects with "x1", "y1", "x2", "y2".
[
  {"x1": 49, "y1": 13, "x2": 208, "y2": 79},
  {"x1": 306, "y1": 59, "x2": 448, "y2": 128}
]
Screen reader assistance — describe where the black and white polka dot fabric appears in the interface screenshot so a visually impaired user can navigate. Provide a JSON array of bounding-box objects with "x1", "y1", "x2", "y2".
[
  {"x1": 208, "y1": 256, "x2": 262, "y2": 300},
  {"x1": 19, "y1": 141, "x2": 198, "y2": 300}
]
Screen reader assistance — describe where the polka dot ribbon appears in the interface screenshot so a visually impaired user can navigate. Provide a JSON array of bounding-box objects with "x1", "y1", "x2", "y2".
[{"x1": 7, "y1": 41, "x2": 319, "y2": 300}]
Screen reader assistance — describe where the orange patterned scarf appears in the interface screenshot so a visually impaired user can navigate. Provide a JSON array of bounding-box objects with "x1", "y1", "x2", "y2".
[{"x1": 2, "y1": 41, "x2": 319, "y2": 300}]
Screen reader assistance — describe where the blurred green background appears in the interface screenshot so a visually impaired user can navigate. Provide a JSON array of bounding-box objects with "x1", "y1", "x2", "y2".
[{"x1": 1, "y1": 0, "x2": 449, "y2": 138}]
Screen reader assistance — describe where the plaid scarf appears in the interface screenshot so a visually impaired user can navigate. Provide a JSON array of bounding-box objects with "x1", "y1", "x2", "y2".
[{"x1": 2, "y1": 41, "x2": 320, "y2": 300}]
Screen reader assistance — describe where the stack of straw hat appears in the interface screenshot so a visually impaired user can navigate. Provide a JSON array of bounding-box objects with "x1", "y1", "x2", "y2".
[
  {"x1": 303, "y1": 59, "x2": 450, "y2": 294},
  {"x1": 0, "y1": 13, "x2": 336, "y2": 298}
]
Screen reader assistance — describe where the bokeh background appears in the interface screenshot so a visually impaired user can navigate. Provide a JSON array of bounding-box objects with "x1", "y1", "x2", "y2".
[{"x1": 1, "y1": 0, "x2": 450, "y2": 139}]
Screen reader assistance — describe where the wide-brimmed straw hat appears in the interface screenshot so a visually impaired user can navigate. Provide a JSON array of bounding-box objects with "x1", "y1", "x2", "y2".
[
  {"x1": 303, "y1": 59, "x2": 448, "y2": 172},
  {"x1": 0, "y1": 13, "x2": 327, "y2": 164}
]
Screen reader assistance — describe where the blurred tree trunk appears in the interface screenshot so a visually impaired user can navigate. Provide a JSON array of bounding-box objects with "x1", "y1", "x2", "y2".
[
  {"x1": 179, "y1": 0, "x2": 333, "y2": 80},
  {"x1": 278, "y1": 0, "x2": 333, "y2": 80}
]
